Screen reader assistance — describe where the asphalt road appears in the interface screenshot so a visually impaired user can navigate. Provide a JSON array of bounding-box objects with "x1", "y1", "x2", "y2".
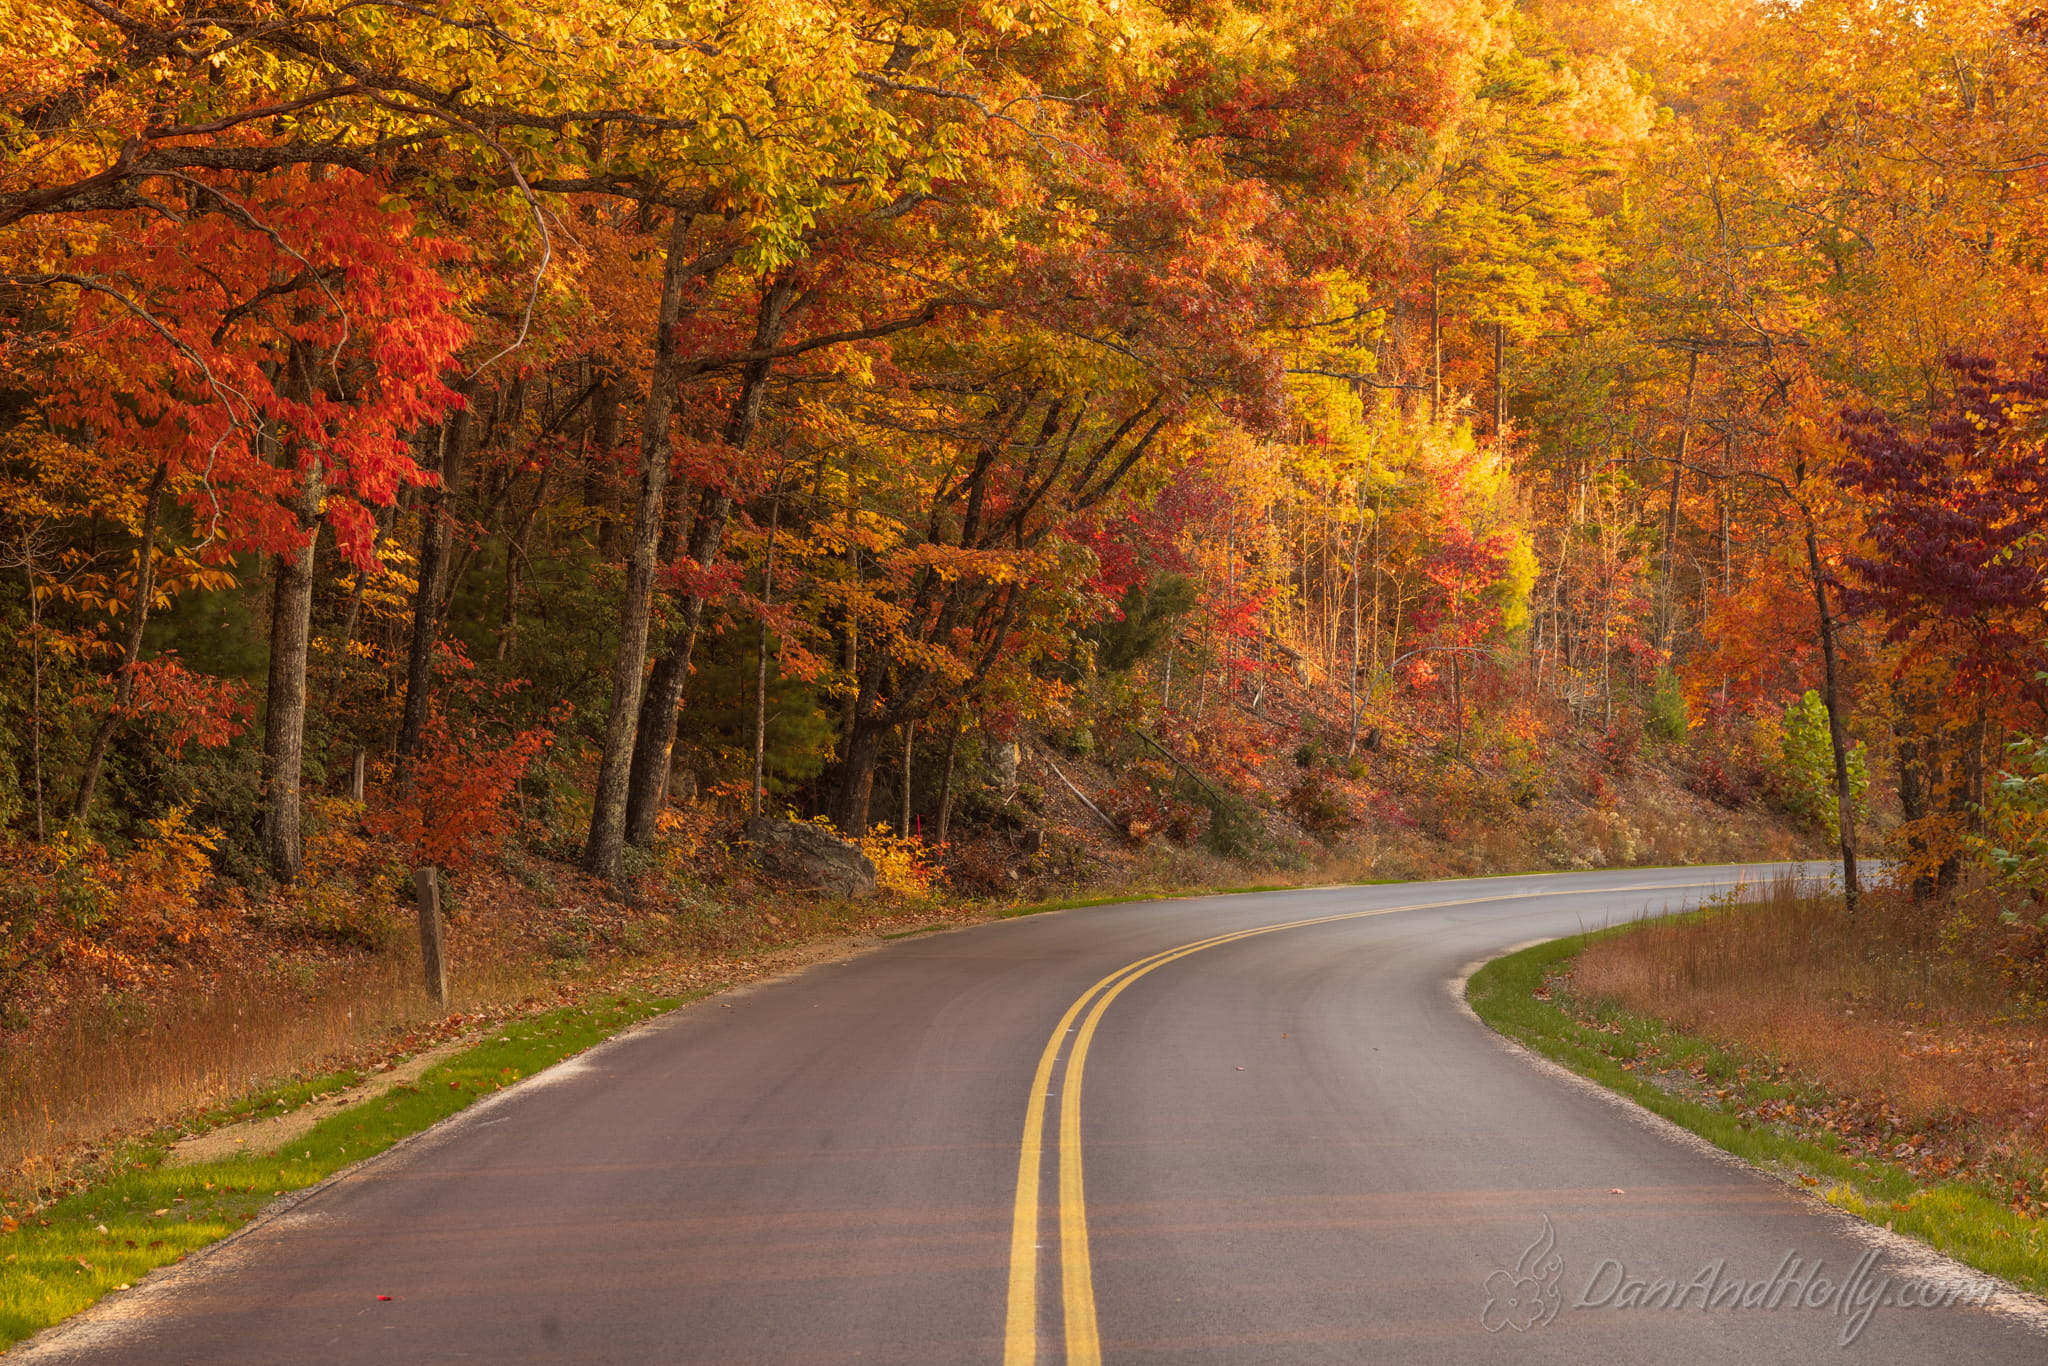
[{"x1": 24, "y1": 864, "x2": 2048, "y2": 1363}]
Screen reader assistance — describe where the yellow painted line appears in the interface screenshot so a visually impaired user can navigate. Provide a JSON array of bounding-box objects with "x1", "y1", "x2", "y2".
[
  {"x1": 1002, "y1": 877, "x2": 1737, "y2": 1364},
  {"x1": 1004, "y1": 983, "x2": 1108, "y2": 1363},
  {"x1": 1004, "y1": 940, "x2": 1231, "y2": 1363}
]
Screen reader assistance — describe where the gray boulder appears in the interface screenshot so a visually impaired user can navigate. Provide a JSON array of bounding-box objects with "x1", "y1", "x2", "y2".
[{"x1": 743, "y1": 818, "x2": 878, "y2": 898}]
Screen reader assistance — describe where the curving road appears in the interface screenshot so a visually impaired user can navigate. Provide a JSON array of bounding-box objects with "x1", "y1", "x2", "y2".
[{"x1": 22, "y1": 864, "x2": 2048, "y2": 1363}]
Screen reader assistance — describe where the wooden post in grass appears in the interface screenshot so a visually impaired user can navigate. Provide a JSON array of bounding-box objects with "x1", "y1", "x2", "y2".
[{"x1": 413, "y1": 866, "x2": 449, "y2": 1005}]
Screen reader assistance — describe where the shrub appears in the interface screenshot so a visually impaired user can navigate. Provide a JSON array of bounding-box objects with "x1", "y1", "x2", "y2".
[
  {"x1": 1099, "y1": 763, "x2": 1202, "y2": 845},
  {"x1": 264, "y1": 797, "x2": 406, "y2": 949},
  {"x1": 1978, "y1": 731, "x2": 2048, "y2": 892},
  {"x1": 1200, "y1": 790, "x2": 1268, "y2": 859},
  {"x1": 0, "y1": 807, "x2": 233, "y2": 989},
  {"x1": 1685, "y1": 753, "x2": 1758, "y2": 810},
  {"x1": 1282, "y1": 770, "x2": 1353, "y2": 837},
  {"x1": 1645, "y1": 668, "x2": 1688, "y2": 742},
  {"x1": 1774, "y1": 690, "x2": 1867, "y2": 841},
  {"x1": 853, "y1": 823, "x2": 945, "y2": 900}
]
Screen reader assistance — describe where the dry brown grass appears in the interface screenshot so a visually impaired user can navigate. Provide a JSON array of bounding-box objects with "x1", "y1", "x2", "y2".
[
  {"x1": 0, "y1": 938, "x2": 551, "y2": 1190},
  {"x1": 0, "y1": 838, "x2": 967, "y2": 1207},
  {"x1": 1574, "y1": 876, "x2": 2048, "y2": 1179}
]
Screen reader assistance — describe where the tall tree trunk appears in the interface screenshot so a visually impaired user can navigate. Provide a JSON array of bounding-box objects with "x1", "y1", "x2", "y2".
[
  {"x1": 1429, "y1": 265, "x2": 1442, "y2": 423},
  {"x1": 339, "y1": 564, "x2": 369, "y2": 656},
  {"x1": 621, "y1": 487, "x2": 717, "y2": 842},
  {"x1": 1451, "y1": 651, "x2": 1464, "y2": 759},
  {"x1": 584, "y1": 216, "x2": 701, "y2": 882},
  {"x1": 395, "y1": 389, "x2": 476, "y2": 766},
  {"x1": 1805, "y1": 522, "x2": 1861, "y2": 913},
  {"x1": 900, "y1": 721, "x2": 916, "y2": 835},
  {"x1": 748, "y1": 478, "x2": 785, "y2": 818},
  {"x1": 1946, "y1": 707, "x2": 1988, "y2": 894},
  {"x1": 17, "y1": 537, "x2": 47, "y2": 839},
  {"x1": 260, "y1": 462, "x2": 326, "y2": 882},
  {"x1": 1346, "y1": 492, "x2": 1367, "y2": 755},
  {"x1": 1493, "y1": 321, "x2": 1507, "y2": 438},
  {"x1": 1387, "y1": 295, "x2": 1413, "y2": 421},
  {"x1": 587, "y1": 374, "x2": 624, "y2": 559},
  {"x1": 1893, "y1": 674, "x2": 1936, "y2": 899},
  {"x1": 1718, "y1": 492, "x2": 1731, "y2": 596},
  {"x1": 833, "y1": 720, "x2": 889, "y2": 836},
  {"x1": 622, "y1": 276, "x2": 799, "y2": 846},
  {"x1": 1656, "y1": 351, "x2": 1700, "y2": 661},
  {"x1": 497, "y1": 463, "x2": 549, "y2": 661},
  {"x1": 935, "y1": 721, "x2": 962, "y2": 845},
  {"x1": 1367, "y1": 497, "x2": 1383, "y2": 699},
  {"x1": 71, "y1": 463, "x2": 167, "y2": 821},
  {"x1": 1601, "y1": 611, "x2": 1613, "y2": 732}
]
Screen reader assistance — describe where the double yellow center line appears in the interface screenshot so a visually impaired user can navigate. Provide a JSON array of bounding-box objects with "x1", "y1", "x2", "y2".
[{"x1": 1000, "y1": 878, "x2": 1733, "y2": 1364}]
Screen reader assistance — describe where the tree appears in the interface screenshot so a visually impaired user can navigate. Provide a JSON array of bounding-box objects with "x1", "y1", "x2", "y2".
[
  {"x1": 1836, "y1": 352, "x2": 2048, "y2": 890},
  {"x1": 47, "y1": 169, "x2": 467, "y2": 878}
]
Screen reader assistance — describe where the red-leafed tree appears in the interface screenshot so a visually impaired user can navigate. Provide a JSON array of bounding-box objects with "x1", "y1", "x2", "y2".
[
  {"x1": 1836, "y1": 353, "x2": 2048, "y2": 699},
  {"x1": 49, "y1": 168, "x2": 468, "y2": 877},
  {"x1": 1836, "y1": 352, "x2": 2048, "y2": 889}
]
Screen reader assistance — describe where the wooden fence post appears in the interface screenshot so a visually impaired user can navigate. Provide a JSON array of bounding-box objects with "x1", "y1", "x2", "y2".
[{"x1": 413, "y1": 866, "x2": 449, "y2": 1005}]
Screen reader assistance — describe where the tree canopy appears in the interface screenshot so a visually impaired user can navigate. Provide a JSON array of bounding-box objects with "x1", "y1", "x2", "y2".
[{"x1": 5, "y1": 0, "x2": 2048, "y2": 963}]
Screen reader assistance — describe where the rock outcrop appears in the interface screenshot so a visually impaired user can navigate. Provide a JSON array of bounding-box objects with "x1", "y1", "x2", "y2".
[{"x1": 742, "y1": 818, "x2": 878, "y2": 898}]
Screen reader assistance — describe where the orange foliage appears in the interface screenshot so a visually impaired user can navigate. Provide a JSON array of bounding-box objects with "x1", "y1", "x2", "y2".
[
  {"x1": 0, "y1": 808, "x2": 230, "y2": 987},
  {"x1": 364, "y1": 711, "x2": 558, "y2": 873}
]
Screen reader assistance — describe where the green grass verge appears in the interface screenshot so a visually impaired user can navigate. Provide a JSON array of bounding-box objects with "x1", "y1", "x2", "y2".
[
  {"x1": 1467, "y1": 932, "x2": 2048, "y2": 1295},
  {"x1": 0, "y1": 991, "x2": 697, "y2": 1350}
]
